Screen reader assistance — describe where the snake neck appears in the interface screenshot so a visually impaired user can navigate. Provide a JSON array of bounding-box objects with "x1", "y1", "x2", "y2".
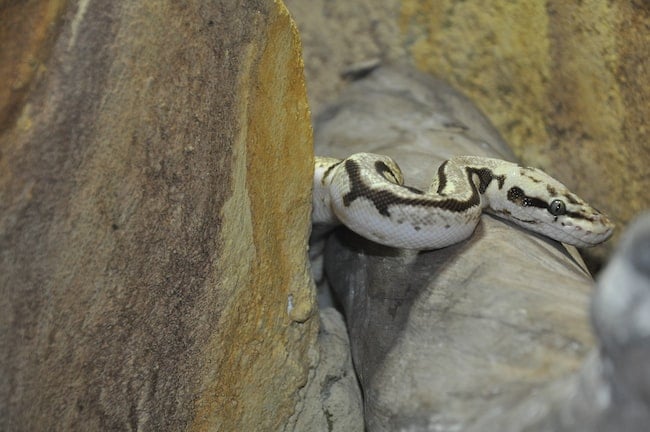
[{"x1": 432, "y1": 156, "x2": 507, "y2": 212}]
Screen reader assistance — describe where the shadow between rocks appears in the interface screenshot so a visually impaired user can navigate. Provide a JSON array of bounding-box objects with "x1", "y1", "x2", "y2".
[{"x1": 325, "y1": 224, "x2": 476, "y2": 392}]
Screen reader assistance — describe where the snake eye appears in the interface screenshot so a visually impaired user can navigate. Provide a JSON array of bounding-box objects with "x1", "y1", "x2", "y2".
[{"x1": 548, "y1": 199, "x2": 567, "y2": 216}]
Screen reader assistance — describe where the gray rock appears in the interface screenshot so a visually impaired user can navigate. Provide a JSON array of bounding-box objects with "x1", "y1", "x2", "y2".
[
  {"x1": 469, "y1": 213, "x2": 650, "y2": 432},
  {"x1": 290, "y1": 308, "x2": 364, "y2": 432},
  {"x1": 590, "y1": 212, "x2": 650, "y2": 431},
  {"x1": 315, "y1": 65, "x2": 599, "y2": 431}
]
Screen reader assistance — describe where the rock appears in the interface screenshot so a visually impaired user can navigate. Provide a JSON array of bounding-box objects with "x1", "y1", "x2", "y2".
[
  {"x1": 470, "y1": 212, "x2": 650, "y2": 432},
  {"x1": 0, "y1": 1, "x2": 316, "y2": 430},
  {"x1": 589, "y1": 212, "x2": 650, "y2": 431},
  {"x1": 289, "y1": 308, "x2": 364, "y2": 432},
  {"x1": 316, "y1": 65, "x2": 596, "y2": 431}
]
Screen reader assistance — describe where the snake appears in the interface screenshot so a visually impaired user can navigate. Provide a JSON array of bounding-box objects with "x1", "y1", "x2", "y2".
[{"x1": 312, "y1": 153, "x2": 614, "y2": 249}]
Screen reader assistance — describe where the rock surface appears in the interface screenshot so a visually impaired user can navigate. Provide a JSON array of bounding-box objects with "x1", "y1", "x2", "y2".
[
  {"x1": 290, "y1": 308, "x2": 364, "y2": 432},
  {"x1": 315, "y1": 65, "x2": 598, "y2": 431},
  {"x1": 286, "y1": 0, "x2": 650, "y2": 268},
  {"x1": 0, "y1": 1, "x2": 316, "y2": 430},
  {"x1": 469, "y1": 212, "x2": 650, "y2": 432}
]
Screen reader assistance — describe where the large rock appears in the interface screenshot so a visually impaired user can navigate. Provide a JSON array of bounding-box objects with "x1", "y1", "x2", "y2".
[
  {"x1": 0, "y1": 1, "x2": 316, "y2": 430},
  {"x1": 315, "y1": 65, "x2": 597, "y2": 431}
]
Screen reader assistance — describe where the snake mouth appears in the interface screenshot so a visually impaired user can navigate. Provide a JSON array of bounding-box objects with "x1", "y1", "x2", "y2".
[
  {"x1": 551, "y1": 219, "x2": 615, "y2": 248},
  {"x1": 507, "y1": 214, "x2": 539, "y2": 225},
  {"x1": 494, "y1": 210, "x2": 613, "y2": 247}
]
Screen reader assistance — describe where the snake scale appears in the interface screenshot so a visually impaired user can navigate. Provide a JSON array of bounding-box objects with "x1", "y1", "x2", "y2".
[{"x1": 313, "y1": 153, "x2": 614, "y2": 249}]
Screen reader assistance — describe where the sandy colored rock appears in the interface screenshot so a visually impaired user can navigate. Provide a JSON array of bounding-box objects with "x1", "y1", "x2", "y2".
[
  {"x1": 401, "y1": 0, "x2": 650, "y2": 266},
  {"x1": 0, "y1": 1, "x2": 316, "y2": 431}
]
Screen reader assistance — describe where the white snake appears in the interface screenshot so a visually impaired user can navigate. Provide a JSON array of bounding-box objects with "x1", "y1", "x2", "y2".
[{"x1": 313, "y1": 153, "x2": 614, "y2": 249}]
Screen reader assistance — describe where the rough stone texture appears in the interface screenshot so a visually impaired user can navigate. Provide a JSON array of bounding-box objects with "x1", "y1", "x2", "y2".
[
  {"x1": 290, "y1": 308, "x2": 364, "y2": 432},
  {"x1": 0, "y1": 1, "x2": 316, "y2": 431},
  {"x1": 283, "y1": 0, "x2": 404, "y2": 114},
  {"x1": 470, "y1": 212, "x2": 650, "y2": 432},
  {"x1": 316, "y1": 66, "x2": 598, "y2": 431},
  {"x1": 286, "y1": 0, "x2": 650, "y2": 268},
  {"x1": 401, "y1": 0, "x2": 650, "y2": 266}
]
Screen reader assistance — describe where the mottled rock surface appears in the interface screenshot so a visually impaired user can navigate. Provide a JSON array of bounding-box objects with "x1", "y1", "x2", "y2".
[
  {"x1": 286, "y1": 0, "x2": 650, "y2": 267},
  {"x1": 0, "y1": 1, "x2": 316, "y2": 430}
]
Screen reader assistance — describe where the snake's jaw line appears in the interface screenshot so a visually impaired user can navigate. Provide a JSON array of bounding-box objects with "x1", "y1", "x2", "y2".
[
  {"x1": 484, "y1": 165, "x2": 615, "y2": 247},
  {"x1": 313, "y1": 153, "x2": 614, "y2": 250}
]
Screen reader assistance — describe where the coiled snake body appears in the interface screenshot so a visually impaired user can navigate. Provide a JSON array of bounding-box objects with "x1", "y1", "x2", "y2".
[{"x1": 313, "y1": 153, "x2": 614, "y2": 249}]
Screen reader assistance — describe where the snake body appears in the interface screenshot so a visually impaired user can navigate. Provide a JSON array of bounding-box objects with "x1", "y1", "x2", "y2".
[{"x1": 313, "y1": 153, "x2": 614, "y2": 249}]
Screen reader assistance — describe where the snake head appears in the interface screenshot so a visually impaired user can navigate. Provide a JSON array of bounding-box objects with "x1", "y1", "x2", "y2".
[{"x1": 490, "y1": 165, "x2": 615, "y2": 247}]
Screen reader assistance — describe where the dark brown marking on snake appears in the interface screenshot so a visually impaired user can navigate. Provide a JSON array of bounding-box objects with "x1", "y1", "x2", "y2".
[
  {"x1": 545, "y1": 185, "x2": 582, "y2": 207},
  {"x1": 404, "y1": 185, "x2": 425, "y2": 194},
  {"x1": 507, "y1": 186, "x2": 598, "y2": 222},
  {"x1": 437, "y1": 161, "x2": 504, "y2": 195},
  {"x1": 374, "y1": 161, "x2": 399, "y2": 183},
  {"x1": 566, "y1": 210, "x2": 596, "y2": 222},
  {"x1": 322, "y1": 160, "x2": 343, "y2": 181},
  {"x1": 506, "y1": 186, "x2": 547, "y2": 209},
  {"x1": 546, "y1": 184, "x2": 557, "y2": 196},
  {"x1": 470, "y1": 167, "x2": 505, "y2": 193},
  {"x1": 521, "y1": 170, "x2": 543, "y2": 184},
  {"x1": 564, "y1": 193, "x2": 581, "y2": 205},
  {"x1": 507, "y1": 188, "x2": 528, "y2": 206},
  {"x1": 496, "y1": 174, "x2": 506, "y2": 189},
  {"x1": 436, "y1": 161, "x2": 449, "y2": 195},
  {"x1": 342, "y1": 159, "x2": 503, "y2": 217},
  {"x1": 375, "y1": 161, "x2": 425, "y2": 194}
]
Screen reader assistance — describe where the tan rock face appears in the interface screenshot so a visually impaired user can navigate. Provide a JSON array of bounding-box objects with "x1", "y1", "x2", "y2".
[
  {"x1": 402, "y1": 0, "x2": 650, "y2": 265},
  {"x1": 0, "y1": 1, "x2": 315, "y2": 431}
]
